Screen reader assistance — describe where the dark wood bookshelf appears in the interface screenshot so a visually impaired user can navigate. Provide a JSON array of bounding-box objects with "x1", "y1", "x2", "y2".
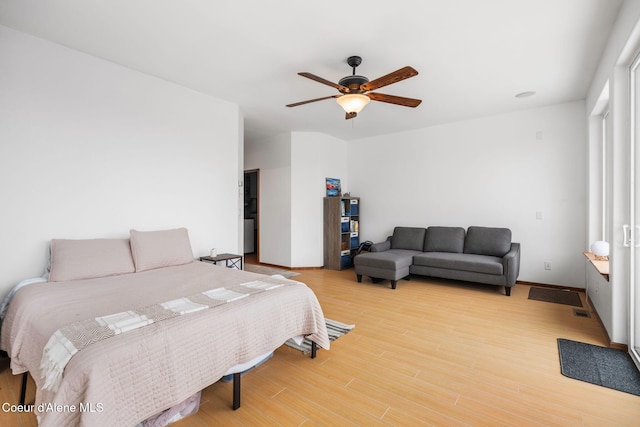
[{"x1": 323, "y1": 196, "x2": 359, "y2": 270}]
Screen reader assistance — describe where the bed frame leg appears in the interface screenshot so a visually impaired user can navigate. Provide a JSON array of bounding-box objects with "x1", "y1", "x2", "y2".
[
  {"x1": 19, "y1": 372, "x2": 27, "y2": 405},
  {"x1": 232, "y1": 372, "x2": 241, "y2": 410},
  {"x1": 230, "y1": 342, "x2": 319, "y2": 410}
]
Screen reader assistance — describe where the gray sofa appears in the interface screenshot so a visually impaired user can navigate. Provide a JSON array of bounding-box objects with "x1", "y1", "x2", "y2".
[{"x1": 353, "y1": 226, "x2": 520, "y2": 295}]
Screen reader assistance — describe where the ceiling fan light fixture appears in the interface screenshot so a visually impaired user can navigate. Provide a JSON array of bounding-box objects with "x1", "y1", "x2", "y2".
[{"x1": 336, "y1": 94, "x2": 370, "y2": 114}]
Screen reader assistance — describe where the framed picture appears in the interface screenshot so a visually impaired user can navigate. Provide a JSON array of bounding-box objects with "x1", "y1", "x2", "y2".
[{"x1": 326, "y1": 177, "x2": 341, "y2": 197}]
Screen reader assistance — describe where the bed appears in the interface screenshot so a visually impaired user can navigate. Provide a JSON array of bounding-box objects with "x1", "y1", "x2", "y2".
[{"x1": 0, "y1": 228, "x2": 330, "y2": 426}]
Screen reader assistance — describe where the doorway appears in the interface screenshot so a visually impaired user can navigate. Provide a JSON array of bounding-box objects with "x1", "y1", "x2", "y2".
[{"x1": 244, "y1": 169, "x2": 259, "y2": 261}]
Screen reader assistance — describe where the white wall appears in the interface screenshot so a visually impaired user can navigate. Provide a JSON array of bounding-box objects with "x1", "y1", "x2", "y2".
[
  {"x1": 291, "y1": 132, "x2": 348, "y2": 267},
  {"x1": 0, "y1": 26, "x2": 242, "y2": 297},
  {"x1": 244, "y1": 132, "x2": 348, "y2": 268},
  {"x1": 244, "y1": 133, "x2": 292, "y2": 267},
  {"x1": 348, "y1": 101, "x2": 587, "y2": 287}
]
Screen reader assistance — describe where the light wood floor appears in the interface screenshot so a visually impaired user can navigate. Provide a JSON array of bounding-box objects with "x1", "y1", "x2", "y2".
[{"x1": 2, "y1": 265, "x2": 639, "y2": 426}]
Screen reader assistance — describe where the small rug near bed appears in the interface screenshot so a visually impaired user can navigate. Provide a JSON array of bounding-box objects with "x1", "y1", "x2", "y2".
[
  {"x1": 528, "y1": 287, "x2": 582, "y2": 307},
  {"x1": 557, "y1": 338, "x2": 640, "y2": 396},
  {"x1": 244, "y1": 264, "x2": 300, "y2": 279},
  {"x1": 285, "y1": 319, "x2": 355, "y2": 354}
]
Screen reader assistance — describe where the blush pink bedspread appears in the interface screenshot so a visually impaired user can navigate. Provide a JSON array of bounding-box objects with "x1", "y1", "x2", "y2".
[{"x1": 1, "y1": 262, "x2": 329, "y2": 426}]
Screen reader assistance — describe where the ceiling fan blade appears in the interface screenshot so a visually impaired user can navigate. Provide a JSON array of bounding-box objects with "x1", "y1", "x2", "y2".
[
  {"x1": 361, "y1": 66, "x2": 418, "y2": 92},
  {"x1": 346, "y1": 112, "x2": 357, "y2": 120},
  {"x1": 286, "y1": 95, "x2": 340, "y2": 108},
  {"x1": 299, "y1": 72, "x2": 349, "y2": 92},
  {"x1": 367, "y1": 92, "x2": 422, "y2": 107}
]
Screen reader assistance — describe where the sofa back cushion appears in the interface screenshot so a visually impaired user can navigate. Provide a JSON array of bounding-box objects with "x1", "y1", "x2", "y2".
[
  {"x1": 424, "y1": 226, "x2": 466, "y2": 253},
  {"x1": 463, "y1": 226, "x2": 512, "y2": 257},
  {"x1": 391, "y1": 227, "x2": 426, "y2": 251}
]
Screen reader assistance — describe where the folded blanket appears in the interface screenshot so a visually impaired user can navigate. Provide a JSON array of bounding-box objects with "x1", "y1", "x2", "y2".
[
  {"x1": 161, "y1": 298, "x2": 208, "y2": 315},
  {"x1": 40, "y1": 330, "x2": 79, "y2": 391},
  {"x1": 38, "y1": 276, "x2": 298, "y2": 392},
  {"x1": 203, "y1": 287, "x2": 248, "y2": 302},
  {"x1": 96, "y1": 311, "x2": 153, "y2": 334},
  {"x1": 241, "y1": 280, "x2": 284, "y2": 291}
]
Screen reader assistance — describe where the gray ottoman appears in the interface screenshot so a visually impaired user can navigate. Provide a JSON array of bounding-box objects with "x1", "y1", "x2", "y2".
[{"x1": 354, "y1": 249, "x2": 420, "y2": 289}]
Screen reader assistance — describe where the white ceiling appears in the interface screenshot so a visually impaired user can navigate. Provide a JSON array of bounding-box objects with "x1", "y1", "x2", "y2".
[{"x1": 0, "y1": 0, "x2": 624, "y2": 142}]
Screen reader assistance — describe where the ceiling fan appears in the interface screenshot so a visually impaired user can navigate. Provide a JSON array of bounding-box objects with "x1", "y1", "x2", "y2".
[{"x1": 286, "y1": 56, "x2": 422, "y2": 120}]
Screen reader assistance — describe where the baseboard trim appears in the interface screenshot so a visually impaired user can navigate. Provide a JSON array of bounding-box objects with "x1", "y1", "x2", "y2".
[
  {"x1": 252, "y1": 262, "x2": 323, "y2": 271},
  {"x1": 609, "y1": 341, "x2": 628, "y2": 351}
]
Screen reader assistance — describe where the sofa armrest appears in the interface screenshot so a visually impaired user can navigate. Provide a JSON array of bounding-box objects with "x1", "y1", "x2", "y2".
[
  {"x1": 370, "y1": 237, "x2": 391, "y2": 252},
  {"x1": 502, "y1": 242, "x2": 521, "y2": 286}
]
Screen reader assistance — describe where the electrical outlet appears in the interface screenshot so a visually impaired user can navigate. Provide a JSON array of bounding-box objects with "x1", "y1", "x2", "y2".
[{"x1": 544, "y1": 261, "x2": 552, "y2": 270}]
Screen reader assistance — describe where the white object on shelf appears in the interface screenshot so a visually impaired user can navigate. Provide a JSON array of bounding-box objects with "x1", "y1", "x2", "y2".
[{"x1": 590, "y1": 240, "x2": 609, "y2": 258}]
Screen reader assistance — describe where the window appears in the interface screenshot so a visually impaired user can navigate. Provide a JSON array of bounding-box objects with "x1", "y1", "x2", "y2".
[{"x1": 590, "y1": 81, "x2": 609, "y2": 244}]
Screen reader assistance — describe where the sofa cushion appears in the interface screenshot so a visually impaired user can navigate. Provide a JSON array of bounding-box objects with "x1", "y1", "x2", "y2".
[
  {"x1": 391, "y1": 227, "x2": 426, "y2": 251},
  {"x1": 354, "y1": 249, "x2": 421, "y2": 270},
  {"x1": 424, "y1": 226, "x2": 465, "y2": 253},
  {"x1": 413, "y1": 252, "x2": 504, "y2": 275},
  {"x1": 463, "y1": 226, "x2": 512, "y2": 257}
]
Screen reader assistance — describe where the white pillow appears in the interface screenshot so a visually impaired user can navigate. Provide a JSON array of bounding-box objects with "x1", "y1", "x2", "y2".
[
  {"x1": 49, "y1": 238, "x2": 135, "y2": 282},
  {"x1": 129, "y1": 228, "x2": 194, "y2": 272}
]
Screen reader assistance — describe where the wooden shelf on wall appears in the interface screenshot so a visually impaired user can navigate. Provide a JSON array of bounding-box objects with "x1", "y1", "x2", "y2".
[{"x1": 583, "y1": 252, "x2": 609, "y2": 281}]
